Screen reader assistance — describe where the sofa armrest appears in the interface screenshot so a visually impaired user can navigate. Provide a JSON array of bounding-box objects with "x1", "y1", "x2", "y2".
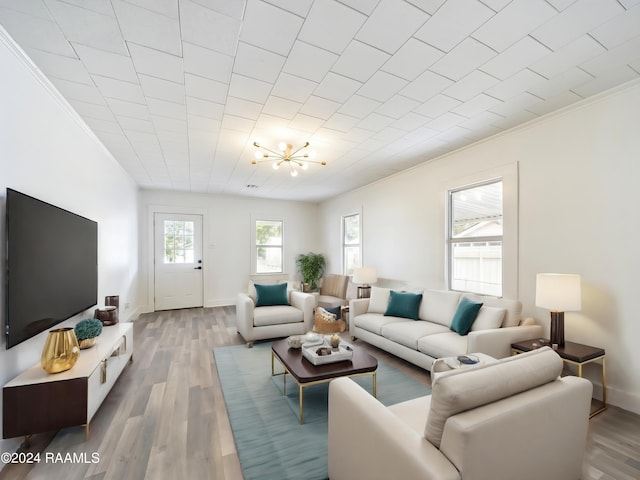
[
  {"x1": 235, "y1": 293, "x2": 255, "y2": 341},
  {"x1": 328, "y1": 378, "x2": 459, "y2": 480},
  {"x1": 467, "y1": 324, "x2": 543, "y2": 358},
  {"x1": 290, "y1": 291, "x2": 315, "y2": 331}
]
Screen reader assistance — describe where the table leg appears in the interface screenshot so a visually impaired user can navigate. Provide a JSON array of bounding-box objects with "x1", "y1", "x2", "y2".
[
  {"x1": 602, "y1": 357, "x2": 607, "y2": 406},
  {"x1": 372, "y1": 371, "x2": 377, "y2": 398},
  {"x1": 299, "y1": 384, "x2": 304, "y2": 424}
]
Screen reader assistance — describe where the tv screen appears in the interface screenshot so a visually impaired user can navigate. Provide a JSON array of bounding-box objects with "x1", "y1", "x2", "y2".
[{"x1": 6, "y1": 189, "x2": 98, "y2": 349}]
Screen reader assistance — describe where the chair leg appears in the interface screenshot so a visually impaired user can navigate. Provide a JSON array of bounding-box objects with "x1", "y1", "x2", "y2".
[{"x1": 246, "y1": 341, "x2": 254, "y2": 348}]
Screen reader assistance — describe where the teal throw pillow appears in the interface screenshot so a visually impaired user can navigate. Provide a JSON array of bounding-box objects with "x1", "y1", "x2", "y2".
[
  {"x1": 255, "y1": 283, "x2": 289, "y2": 307},
  {"x1": 450, "y1": 297, "x2": 483, "y2": 335},
  {"x1": 384, "y1": 290, "x2": 423, "y2": 320}
]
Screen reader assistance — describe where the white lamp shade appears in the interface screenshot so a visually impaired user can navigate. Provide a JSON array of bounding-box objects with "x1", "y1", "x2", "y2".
[
  {"x1": 535, "y1": 273, "x2": 582, "y2": 311},
  {"x1": 353, "y1": 268, "x2": 377, "y2": 285}
]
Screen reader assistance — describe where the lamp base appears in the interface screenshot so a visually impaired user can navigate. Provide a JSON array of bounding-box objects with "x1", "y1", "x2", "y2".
[
  {"x1": 357, "y1": 285, "x2": 371, "y2": 299},
  {"x1": 550, "y1": 311, "x2": 565, "y2": 347}
]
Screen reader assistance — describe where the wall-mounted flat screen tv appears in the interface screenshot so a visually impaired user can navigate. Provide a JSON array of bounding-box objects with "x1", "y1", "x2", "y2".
[{"x1": 5, "y1": 188, "x2": 98, "y2": 349}]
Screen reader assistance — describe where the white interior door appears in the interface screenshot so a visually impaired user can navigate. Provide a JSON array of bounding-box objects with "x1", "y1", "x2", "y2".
[{"x1": 154, "y1": 213, "x2": 203, "y2": 311}]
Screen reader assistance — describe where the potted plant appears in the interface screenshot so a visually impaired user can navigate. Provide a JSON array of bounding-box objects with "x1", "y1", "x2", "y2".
[
  {"x1": 296, "y1": 252, "x2": 326, "y2": 292},
  {"x1": 74, "y1": 318, "x2": 103, "y2": 350}
]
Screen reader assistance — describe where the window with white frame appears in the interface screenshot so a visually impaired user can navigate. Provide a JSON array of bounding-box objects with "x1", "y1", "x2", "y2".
[
  {"x1": 255, "y1": 220, "x2": 283, "y2": 273},
  {"x1": 342, "y1": 213, "x2": 360, "y2": 275},
  {"x1": 448, "y1": 179, "x2": 503, "y2": 297}
]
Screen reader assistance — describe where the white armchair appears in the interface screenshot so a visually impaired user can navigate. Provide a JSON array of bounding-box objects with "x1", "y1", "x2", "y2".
[{"x1": 236, "y1": 281, "x2": 314, "y2": 347}]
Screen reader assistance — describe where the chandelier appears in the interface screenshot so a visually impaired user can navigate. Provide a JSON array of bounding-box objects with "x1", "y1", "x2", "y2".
[{"x1": 251, "y1": 141, "x2": 326, "y2": 177}]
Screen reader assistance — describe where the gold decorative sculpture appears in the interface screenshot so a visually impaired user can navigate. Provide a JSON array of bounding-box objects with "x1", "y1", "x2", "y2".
[{"x1": 41, "y1": 328, "x2": 80, "y2": 374}]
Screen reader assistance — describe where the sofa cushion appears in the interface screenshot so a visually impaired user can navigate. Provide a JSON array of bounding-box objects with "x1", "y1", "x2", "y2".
[
  {"x1": 253, "y1": 305, "x2": 303, "y2": 326},
  {"x1": 255, "y1": 283, "x2": 289, "y2": 307},
  {"x1": 368, "y1": 286, "x2": 391, "y2": 313},
  {"x1": 418, "y1": 290, "x2": 461, "y2": 327},
  {"x1": 424, "y1": 347, "x2": 562, "y2": 448},
  {"x1": 462, "y1": 293, "x2": 522, "y2": 327},
  {"x1": 354, "y1": 313, "x2": 407, "y2": 335},
  {"x1": 417, "y1": 332, "x2": 468, "y2": 358},
  {"x1": 450, "y1": 297, "x2": 483, "y2": 335},
  {"x1": 381, "y1": 321, "x2": 450, "y2": 350},
  {"x1": 471, "y1": 305, "x2": 505, "y2": 331},
  {"x1": 384, "y1": 291, "x2": 423, "y2": 320},
  {"x1": 248, "y1": 280, "x2": 298, "y2": 303}
]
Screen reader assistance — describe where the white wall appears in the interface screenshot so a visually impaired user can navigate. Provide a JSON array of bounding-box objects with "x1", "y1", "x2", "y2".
[
  {"x1": 0, "y1": 30, "x2": 139, "y2": 455},
  {"x1": 138, "y1": 190, "x2": 320, "y2": 309},
  {"x1": 318, "y1": 80, "x2": 640, "y2": 414}
]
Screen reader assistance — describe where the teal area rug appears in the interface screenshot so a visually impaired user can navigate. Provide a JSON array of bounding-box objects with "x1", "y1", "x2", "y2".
[{"x1": 214, "y1": 342, "x2": 430, "y2": 480}]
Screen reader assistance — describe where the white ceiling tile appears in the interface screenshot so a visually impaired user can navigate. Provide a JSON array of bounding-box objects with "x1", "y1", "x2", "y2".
[
  {"x1": 240, "y1": 0, "x2": 303, "y2": 56},
  {"x1": 84, "y1": 117, "x2": 124, "y2": 134},
  {"x1": 92, "y1": 74, "x2": 145, "y2": 103},
  {"x1": 545, "y1": 0, "x2": 579, "y2": 11},
  {"x1": 414, "y1": 0, "x2": 495, "y2": 52},
  {"x1": 289, "y1": 113, "x2": 325, "y2": 132},
  {"x1": 527, "y1": 67, "x2": 593, "y2": 99},
  {"x1": 472, "y1": 0, "x2": 557, "y2": 51},
  {"x1": 271, "y1": 73, "x2": 317, "y2": 103},
  {"x1": 179, "y1": 0, "x2": 241, "y2": 55},
  {"x1": 452, "y1": 93, "x2": 502, "y2": 117},
  {"x1": 336, "y1": 0, "x2": 382, "y2": 15},
  {"x1": 490, "y1": 109, "x2": 539, "y2": 129},
  {"x1": 323, "y1": 113, "x2": 360, "y2": 132},
  {"x1": 485, "y1": 69, "x2": 546, "y2": 101},
  {"x1": 187, "y1": 114, "x2": 219, "y2": 132},
  {"x1": 45, "y1": 0, "x2": 126, "y2": 54},
  {"x1": 0, "y1": 0, "x2": 54, "y2": 19},
  {"x1": 488, "y1": 91, "x2": 543, "y2": 116},
  {"x1": 233, "y1": 41, "x2": 286, "y2": 83},
  {"x1": 430, "y1": 38, "x2": 497, "y2": 81},
  {"x1": 124, "y1": 0, "x2": 179, "y2": 19},
  {"x1": 531, "y1": 0, "x2": 625, "y2": 50},
  {"x1": 459, "y1": 110, "x2": 505, "y2": 130},
  {"x1": 413, "y1": 94, "x2": 461, "y2": 117},
  {"x1": 442, "y1": 70, "x2": 500, "y2": 101},
  {"x1": 400, "y1": 70, "x2": 453, "y2": 102},
  {"x1": 481, "y1": 36, "x2": 551, "y2": 80},
  {"x1": 49, "y1": 78, "x2": 105, "y2": 104},
  {"x1": 529, "y1": 35, "x2": 605, "y2": 78},
  {"x1": 146, "y1": 97, "x2": 186, "y2": 120},
  {"x1": 298, "y1": 0, "x2": 366, "y2": 54},
  {"x1": 183, "y1": 42, "x2": 233, "y2": 83},
  {"x1": 184, "y1": 73, "x2": 227, "y2": 103},
  {"x1": 106, "y1": 97, "x2": 151, "y2": 119},
  {"x1": 331, "y1": 40, "x2": 390, "y2": 82},
  {"x1": 282, "y1": 41, "x2": 338, "y2": 82},
  {"x1": 391, "y1": 112, "x2": 431, "y2": 130},
  {"x1": 72, "y1": 43, "x2": 137, "y2": 83},
  {"x1": 337, "y1": 95, "x2": 382, "y2": 118},
  {"x1": 380, "y1": 38, "x2": 444, "y2": 81},
  {"x1": 425, "y1": 112, "x2": 467, "y2": 131},
  {"x1": 590, "y1": 5, "x2": 640, "y2": 49},
  {"x1": 263, "y1": 0, "x2": 313, "y2": 16},
  {"x1": 0, "y1": 7, "x2": 76, "y2": 56},
  {"x1": 139, "y1": 74, "x2": 185, "y2": 104},
  {"x1": 580, "y1": 35, "x2": 640, "y2": 77},
  {"x1": 478, "y1": 0, "x2": 513, "y2": 11},
  {"x1": 357, "y1": 112, "x2": 396, "y2": 131},
  {"x1": 186, "y1": 96, "x2": 225, "y2": 120},
  {"x1": 262, "y1": 96, "x2": 302, "y2": 119},
  {"x1": 153, "y1": 114, "x2": 186, "y2": 133},
  {"x1": 193, "y1": 0, "x2": 247, "y2": 20},
  {"x1": 526, "y1": 90, "x2": 583, "y2": 116},
  {"x1": 376, "y1": 95, "x2": 421, "y2": 119},
  {"x1": 117, "y1": 115, "x2": 155, "y2": 133},
  {"x1": 356, "y1": 0, "x2": 430, "y2": 54},
  {"x1": 299, "y1": 95, "x2": 341, "y2": 119},
  {"x1": 357, "y1": 71, "x2": 409, "y2": 102},
  {"x1": 313, "y1": 72, "x2": 362, "y2": 103},
  {"x1": 69, "y1": 99, "x2": 115, "y2": 120},
  {"x1": 127, "y1": 42, "x2": 183, "y2": 84},
  {"x1": 225, "y1": 96, "x2": 263, "y2": 120},
  {"x1": 25, "y1": 47, "x2": 92, "y2": 84},
  {"x1": 228, "y1": 74, "x2": 273, "y2": 103}
]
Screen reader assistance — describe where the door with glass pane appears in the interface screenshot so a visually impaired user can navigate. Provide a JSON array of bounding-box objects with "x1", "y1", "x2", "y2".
[{"x1": 154, "y1": 213, "x2": 203, "y2": 310}]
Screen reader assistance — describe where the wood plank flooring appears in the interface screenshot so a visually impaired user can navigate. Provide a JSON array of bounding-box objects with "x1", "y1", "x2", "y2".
[{"x1": 0, "y1": 307, "x2": 638, "y2": 479}]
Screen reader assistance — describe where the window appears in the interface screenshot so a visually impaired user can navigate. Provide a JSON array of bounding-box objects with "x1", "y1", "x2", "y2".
[
  {"x1": 342, "y1": 213, "x2": 360, "y2": 275},
  {"x1": 448, "y1": 179, "x2": 503, "y2": 296},
  {"x1": 163, "y1": 220, "x2": 195, "y2": 264},
  {"x1": 256, "y1": 220, "x2": 283, "y2": 273}
]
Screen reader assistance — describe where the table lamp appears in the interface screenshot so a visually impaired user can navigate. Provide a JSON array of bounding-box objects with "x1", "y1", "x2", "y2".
[
  {"x1": 353, "y1": 268, "x2": 377, "y2": 299},
  {"x1": 535, "y1": 273, "x2": 582, "y2": 347}
]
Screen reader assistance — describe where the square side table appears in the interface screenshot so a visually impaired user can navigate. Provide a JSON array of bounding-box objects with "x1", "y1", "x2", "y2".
[{"x1": 511, "y1": 339, "x2": 606, "y2": 417}]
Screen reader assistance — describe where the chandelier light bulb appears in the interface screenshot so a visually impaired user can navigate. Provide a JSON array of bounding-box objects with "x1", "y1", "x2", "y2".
[
  {"x1": 278, "y1": 142, "x2": 287, "y2": 152},
  {"x1": 272, "y1": 162, "x2": 279, "y2": 170},
  {"x1": 290, "y1": 168, "x2": 298, "y2": 177},
  {"x1": 301, "y1": 162, "x2": 308, "y2": 170},
  {"x1": 254, "y1": 150, "x2": 263, "y2": 160},
  {"x1": 308, "y1": 150, "x2": 317, "y2": 158}
]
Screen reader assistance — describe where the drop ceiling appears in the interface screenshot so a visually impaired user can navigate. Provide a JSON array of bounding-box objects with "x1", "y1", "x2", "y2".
[{"x1": 1, "y1": 0, "x2": 639, "y2": 202}]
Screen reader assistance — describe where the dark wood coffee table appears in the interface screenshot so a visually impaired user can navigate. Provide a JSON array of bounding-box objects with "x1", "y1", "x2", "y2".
[{"x1": 271, "y1": 338, "x2": 378, "y2": 423}]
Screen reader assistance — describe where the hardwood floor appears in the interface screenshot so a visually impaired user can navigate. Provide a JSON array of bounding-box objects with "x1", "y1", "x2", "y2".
[{"x1": 0, "y1": 307, "x2": 638, "y2": 479}]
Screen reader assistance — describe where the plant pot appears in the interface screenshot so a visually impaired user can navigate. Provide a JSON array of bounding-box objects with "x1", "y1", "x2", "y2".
[
  {"x1": 41, "y1": 328, "x2": 80, "y2": 374},
  {"x1": 78, "y1": 337, "x2": 97, "y2": 349}
]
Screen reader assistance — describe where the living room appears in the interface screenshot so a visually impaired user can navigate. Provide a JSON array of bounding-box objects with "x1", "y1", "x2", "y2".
[{"x1": 1, "y1": 1, "x2": 640, "y2": 478}]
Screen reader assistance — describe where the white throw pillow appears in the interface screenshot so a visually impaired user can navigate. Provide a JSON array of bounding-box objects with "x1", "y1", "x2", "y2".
[
  {"x1": 367, "y1": 286, "x2": 391, "y2": 313},
  {"x1": 470, "y1": 306, "x2": 506, "y2": 331}
]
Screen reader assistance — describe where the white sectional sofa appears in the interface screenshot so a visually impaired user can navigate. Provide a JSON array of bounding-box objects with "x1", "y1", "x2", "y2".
[{"x1": 349, "y1": 287, "x2": 542, "y2": 370}]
